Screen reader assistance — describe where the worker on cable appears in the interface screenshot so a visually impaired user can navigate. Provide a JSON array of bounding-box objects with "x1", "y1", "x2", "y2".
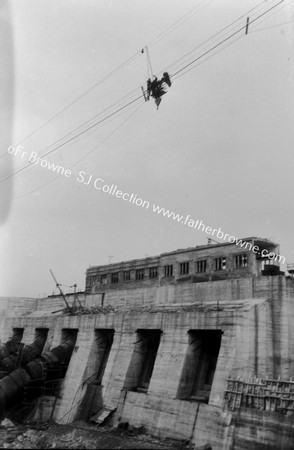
[
  {"x1": 145, "y1": 72, "x2": 172, "y2": 109},
  {"x1": 142, "y1": 46, "x2": 172, "y2": 109}
]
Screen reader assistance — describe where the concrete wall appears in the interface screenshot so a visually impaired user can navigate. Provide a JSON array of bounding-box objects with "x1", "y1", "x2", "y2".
[
  {"x1": 0, "y1": 296, "x2": 277, "y2": 447},
  {"x1": 1, "y1": 267, "x2": 294, "y2": 449},
  {"x1": 231, "y1": 408, "x2": 294, "y2": 450}
]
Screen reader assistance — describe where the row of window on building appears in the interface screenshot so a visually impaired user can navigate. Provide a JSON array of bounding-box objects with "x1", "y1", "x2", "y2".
[{"x1": 87, "y1": 254, "x2": 248, "y2": 286}]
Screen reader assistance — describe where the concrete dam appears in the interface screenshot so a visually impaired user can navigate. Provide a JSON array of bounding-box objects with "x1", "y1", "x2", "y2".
[{"x1": 1, "y1": 237, "x2": 294, "y2": 449}]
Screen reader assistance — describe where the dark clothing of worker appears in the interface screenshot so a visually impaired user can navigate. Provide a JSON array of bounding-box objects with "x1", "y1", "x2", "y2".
[{"x1": 146, "y1": 72, "x2": 172, "y2": 109}]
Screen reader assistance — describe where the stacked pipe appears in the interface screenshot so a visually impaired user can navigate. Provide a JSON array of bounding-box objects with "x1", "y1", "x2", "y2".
[
  {"x1": 0, "y1": 336, "x2": 76, "y2": 418},
  {"x1": 0, "y1": 332, "x2": 48, "y2": 377},
  {"x1": 0, "y1": 335, "x2": 23, "y2": 366}
]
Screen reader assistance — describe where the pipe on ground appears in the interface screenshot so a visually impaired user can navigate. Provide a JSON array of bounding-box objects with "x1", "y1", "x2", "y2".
[
  {"x1": 0, "y1": 335, "x2": 23, "y2": 365},
  {"x1": 0, "y1": 332, "x2": 48, "y2": 375},
  {"x1": 0, "y1": 337, "x2": 76, "y2": 416}
]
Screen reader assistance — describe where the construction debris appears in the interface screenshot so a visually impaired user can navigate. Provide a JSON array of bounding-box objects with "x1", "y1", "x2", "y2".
[{"x1": 0, "y1": 423, "x2": 193, "y2": 449}]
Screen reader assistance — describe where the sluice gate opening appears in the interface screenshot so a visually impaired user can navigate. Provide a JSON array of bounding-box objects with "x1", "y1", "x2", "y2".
[
  {"x1": 77, "y1": 329, "x2": 115, "y2": 421},
  {"x1": 92, "y1": 329, "x2": 115, "y2": 386},
  {"x1": 177, "y1": 330, "x2": 222, "y2": 403},
  {"x1": 124, "y1": 329, "x2": 162, "y2": 393}
]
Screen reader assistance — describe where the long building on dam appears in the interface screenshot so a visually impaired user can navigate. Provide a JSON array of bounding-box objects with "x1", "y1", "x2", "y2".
[{"x1": 1, "y1": 237, "x2": 294, "y2": 449}]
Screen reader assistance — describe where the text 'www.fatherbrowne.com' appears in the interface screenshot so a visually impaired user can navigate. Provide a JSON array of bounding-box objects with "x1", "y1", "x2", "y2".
[{"x1": 8, "y1": 146, "x2": 286, "y2": 263}]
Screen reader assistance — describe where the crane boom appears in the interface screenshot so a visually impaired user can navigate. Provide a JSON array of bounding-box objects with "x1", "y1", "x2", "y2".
[{"x1": 49, "y1": 269, "x2": 72, "y2": 312}]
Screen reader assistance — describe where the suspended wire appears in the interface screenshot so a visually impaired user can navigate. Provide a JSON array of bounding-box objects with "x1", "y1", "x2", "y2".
[
  {"x1": 161, "y1": 0, "x2": 273, "y2": 76},
  {"x1": 16, "y1": 2, "x2": 217, "y2": 160},
  {"x1": 146, "y1": 0, "x2": 213, "y2": 47},
  {"x1": 144, "y1": 46, "x2": 154, "y2": 78},
  {"x1": 0, "y1": 0, "x2": 275, "y2": 170},
  {"x1": 27, "y1": 86, "x2": 141, "y2": 158},
  {"x1": 0, "y1": 95, "x2": 143, "y2": 186},
  {"x1": 1, "y1": 91, "x2": 139, "y2": 192},
  {"x1": 162, "y1": 0, "x2": 293, "y2": 79},
  {"x1": 52, "y1": 0, "x2": 284, "y2": 151},
  {"x1": 0, "y1": 0, "x2": 282, "y2": 187},
  {"x1": 0, "y1": 0, "x2": 214, "y2": 161},
  {"x1": 0, "y1": 102, "x2": 143, "y2": 203},
  {"x1": 43, "y1": 90, "x2": 140, "y2": 152},
  {"x1": 34, "y1": 95, "x2": 141, "y2": 160},
  {"x1": 0, "y1": 0, "x2": 286, "y2": 188},
  {"x1": 165, "y1": 0, "x2": 278, "y2": 76},
  {"x1": 171, "y1": 26, "x2": 246, "y2": 78},
  {"x1": 0, "y1": 72, "x2": 140, "y2": 163},
  {"x1": 248, "y1": 0, "x2": 294, "y2": 32},
  {"x1": 1, "y1": 89, "x2": 141, "y2": 187},
  {"x1": 0, "y1": 86, "x2": 143, "y2": 189},
  {"x1": 252, "y1": 19, "x2": 294, "y2": 32},
  {"x1": 170, "y1": 0, "x2": 285, "y2": 78},
  {"x1": 173, "y1": 34, "x2": 244, "y2": 81},
  {"x1": 145, "y1": 47, "x2": 151, "y2": 79},
  {"x1": 0, "y1": 51, "x2": 141, "y2": 161},
  {"x1": 7, "y1": 66, "x2": 146, "y2": 163},
  {"x1": 70, "y1": 103, "x2": 143, "y2": 170},
  {"x1": 55, "y1": 0, "x2": 288, "y2": 144},
  {"x1": 8, "y1": 0, "x2": 279, "y2": 166}
]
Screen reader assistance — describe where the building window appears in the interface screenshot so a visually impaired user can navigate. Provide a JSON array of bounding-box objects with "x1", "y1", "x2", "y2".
[
  {"x1": 111, "y1": 272, "x2": 119, "y2": 283},
  {"x1": 136, "y1": 269, "x2": 144, "y2": 280},
  {"x1": 164, "y1": 265, "x2": 173, "y2": 277},
  {"x1": 124, "y1": 329, "x2": 161, "y2": 393},
  {"x1": 123, "y1": 270, "x2": 131, "y2": 281},
  {"x1": 197, "y1": 260, "x2": 207, "y2": 273},
  {"x1": 88, "y1": 275, "x2": 99, "y2": 286},
  {"x1": 177, "y1": 330, "x2": 222, "y2": 403},
  {"x1": 214, "y1": 257, "x2": 226, "y2": 271},
  {"x1": 100, "y1": 274, "x2": 107, "y2": 284},
  {"x1": 235, "y1": 254, "x2": 248, "y2": 268},
  {"x1": 180, "y1": 262, "x2": 189, "y2": 275},
  {"x1": 262, "y1": 258, "x2": 276, "y2": 270},
  {"x1": 149, "y1": 267, "x2": 158, "y2": 279}
]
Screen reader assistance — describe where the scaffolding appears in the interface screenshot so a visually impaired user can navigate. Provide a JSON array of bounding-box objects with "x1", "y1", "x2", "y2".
[{"x1": 224, "y1": 375, "x2": 294, "y2": 414}]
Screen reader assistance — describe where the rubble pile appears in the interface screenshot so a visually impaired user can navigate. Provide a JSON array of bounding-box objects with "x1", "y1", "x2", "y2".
[
  {"x1": 62, "y1": 305, "x2": 115, "y2": 316},
  {"x1": 71, "y1": 305, "x2": 115, "y2": 315},
  {"x1": 0, "y1": 422, "x2": 193, "y2": 449},
  {"x1": 2, "y1": 428, "x2": 87, "y2": 449}
]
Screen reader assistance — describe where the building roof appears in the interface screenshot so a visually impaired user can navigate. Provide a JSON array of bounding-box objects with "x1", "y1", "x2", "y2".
[{"x1": 86, "y1": 236, "x2": 278, "y2": 273}]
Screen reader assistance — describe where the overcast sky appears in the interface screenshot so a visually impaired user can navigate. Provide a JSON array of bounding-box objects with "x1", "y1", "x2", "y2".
[{"x1": 1, "y1": 0, "x2": 293, "y2": 298}]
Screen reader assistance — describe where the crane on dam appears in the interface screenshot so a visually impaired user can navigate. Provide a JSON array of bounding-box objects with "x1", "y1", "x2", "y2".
[{"x1": 49, "y1": 270, "x2": 72, "y2": 314}]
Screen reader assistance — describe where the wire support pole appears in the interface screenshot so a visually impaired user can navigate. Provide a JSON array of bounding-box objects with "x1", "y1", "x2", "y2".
[{"x1": 145, "y1": 46, "x2": 155, "y2": 79}]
